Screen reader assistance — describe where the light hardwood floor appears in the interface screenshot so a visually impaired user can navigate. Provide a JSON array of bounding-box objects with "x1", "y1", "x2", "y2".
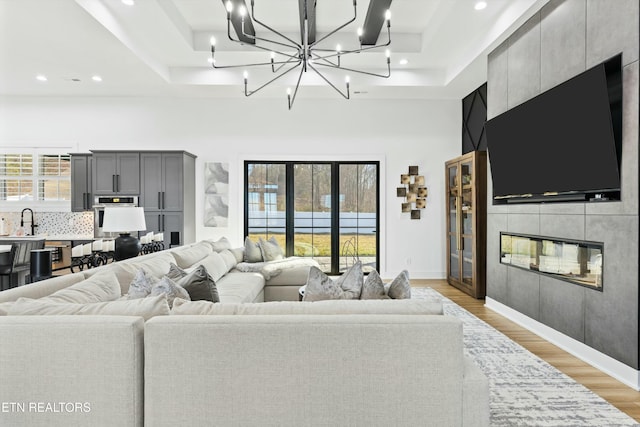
[{"x1": 414, "y1": 279, "x2": 640, "y2": 423}]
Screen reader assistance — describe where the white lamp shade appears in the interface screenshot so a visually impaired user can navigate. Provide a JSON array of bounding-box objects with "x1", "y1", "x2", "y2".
[{"x1": 102, "y1": 207, "x2": 146, "y2": 233}]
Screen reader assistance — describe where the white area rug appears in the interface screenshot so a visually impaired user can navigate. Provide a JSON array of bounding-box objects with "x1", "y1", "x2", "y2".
[{"x1": 412, "y1": 287, "x2": 639, "y2": 427}]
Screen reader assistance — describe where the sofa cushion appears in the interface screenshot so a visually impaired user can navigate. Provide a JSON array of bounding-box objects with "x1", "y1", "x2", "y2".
[
  {"x1": 0, "y1": 273, "x2": 86, "y2": 304},
  {"x1": 360, "y1": 270, "x2": 389, "y2": 300},
  {"x1": 171, "y1": 242, "x2": 213, "y2": 268},
  {"x1": 8, "y1": 294, "x2": 170, "y2": 321},
  {"x1": 219, "y1": 249, "x2": 238, "y2": 272},
  {"x1": 303, "y1": 261, "x2": 363, "y2": 301},
  {"x1": 230, "y1": 247, "x2": 244, "y2": 264},
  {"x1": 196, "y1": 252, "x2": 228, "y2": 282},
  {"x1": 387, "y1": 270, "x2": 411, "y2": 299},
  {"x1": 264, "y1": 265, "x2": 312, "y2": 287},
  {"x1": 258, "y1": 237, "x2": 284, "y2": 261},
  {"x1": 40, "y1": 272, "x2": 121, "y2": 304},
  {"x1": 170, "y1": 264, "x2": 220, "y2": 303},
  {"x1": 216, "y1": 272, "x2": 265, "y2": 303},
  {"x1": 171, "y1": 298, "x2": 443, "y2": 315},
  {"x1": 243, "y1": 237, "x2": 263, "y2": 263}
]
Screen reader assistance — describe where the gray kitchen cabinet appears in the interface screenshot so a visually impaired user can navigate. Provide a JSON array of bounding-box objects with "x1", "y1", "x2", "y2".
[
  {"x1": 70, "y1": 153, "x2": 92, "y2": 211},
  {"x1": 140, "y1": 151, "x2": 196, "y2": 247},
  {"x1": 91, "y1": 151, "x2": 140, "y2": 195}
]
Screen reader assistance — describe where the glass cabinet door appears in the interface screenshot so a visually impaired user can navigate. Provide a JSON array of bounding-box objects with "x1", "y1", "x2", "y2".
[{"x1": 447, "y1": 163, "x2": 460, "y2": 282}]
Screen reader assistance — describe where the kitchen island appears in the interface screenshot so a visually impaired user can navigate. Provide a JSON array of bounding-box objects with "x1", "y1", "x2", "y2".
[{"x1": 0, "y1": 237, "x2": 45, "y2": 290}]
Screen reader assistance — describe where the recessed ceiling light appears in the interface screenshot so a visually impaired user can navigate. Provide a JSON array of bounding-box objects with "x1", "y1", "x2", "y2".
[
  {"x1": 474, "y1": 1, "x2": 487, "y2": 10},
  {"x1": 399, "y1": 58, "x2": 409, "y2": 65},
  {"x1": 36, "y1": 75, "x2": 47, "y2": 82},
  {"x1": 92, "y1": 75, "x2": 103, "y2": 82},
  {"x1": 121, "y1": 0, "x2": 135, "y2": 6}
]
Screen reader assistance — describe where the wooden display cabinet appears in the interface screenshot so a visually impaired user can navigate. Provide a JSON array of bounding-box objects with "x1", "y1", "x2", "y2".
[{"x1": 445, "y1": 151, "x2": 487, "y2": 298}]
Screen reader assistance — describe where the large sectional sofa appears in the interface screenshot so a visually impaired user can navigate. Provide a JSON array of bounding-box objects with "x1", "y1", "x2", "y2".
[{"x1": 0, "y1": 239, "x2": 489, "y2": 427}]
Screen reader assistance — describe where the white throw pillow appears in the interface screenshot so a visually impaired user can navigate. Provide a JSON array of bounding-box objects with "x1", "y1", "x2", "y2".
[
  {"x1": 259, "y1": 237, "x2": 284, "y2": 261},
  {"x1": 127, "y1": 268, "x2": 157, "y2": 299},
  {"x1": 150, "y1": 276, "x2": 190, "y2": 308}
]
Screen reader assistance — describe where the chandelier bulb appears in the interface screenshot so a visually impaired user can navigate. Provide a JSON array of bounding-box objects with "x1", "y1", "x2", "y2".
[
  {"x1": 243, "y1": 70, "x2": 248, "y2": 83},
  {"x1": 225, "y1": 0, "x2": 233, "y2": 13},
  {"x1": 336, "y1": 44, "x2": 341, "y2": 53},
  {"x1": 287, "y1": 88, "x2": 291, "y2": 96},
  {"x1": 357, "y1": 27, "x2": 363, "y2": 37},
  {"x1": 239, "y1": 5, "x2": 247, "y2": 17},
  {"x1": 210, "y1": 36, "x2": 216, "y2": 47},
  {"x1": 345, "y1": 75, "x2": 350, "y2": 84},
  {"x1": 385, "y1": 9, "x2": 391, "y2": 21},
  {"x1": 385, "y1": 49, "x2": 391, "y2": 58},
  {"x1": 270, "y1": 51, "x2": 275, "y2": 59}
]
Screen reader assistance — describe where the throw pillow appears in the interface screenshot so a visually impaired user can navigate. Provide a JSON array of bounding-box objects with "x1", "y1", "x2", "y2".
[
  {"x1": 303, "y1": 261, "x2": 363, "y2": 301},
  {"x1": 175, "y1": 265, "x2": 220, "y2": 303},
  {"x1": 150, "y1": 276, "x2": 190, "y2": 308},
  {"x1": 127, "y1": 268, "x2": 157, "y2": 299},
  {"x1": 42, "y1": 272, "x2": 121, "y2": 304},
  {"x1": 258, "y1": 237, "x2": 284, "y2": 261},
  {"x1": 166, "y1": 262, "x2": 187, "y2": 281},
  {"x1": 387, "y1": 270, "x2": 411, "y2": 299},
  {"x1": 219, "y1": 249, "x2": 238, "y2": 271},
  {"x1": 209, "y1": 237, "x2": 232, "y2": 252},
  {"x1": 244, "y1": 237, "x2": 263, "y2": 263},
  {"x1": 8, "y1": 294, "x2": 170, "y2": 321},
  {"x1": 360, "y1": 270, "x2": 390, "y2": 300}
]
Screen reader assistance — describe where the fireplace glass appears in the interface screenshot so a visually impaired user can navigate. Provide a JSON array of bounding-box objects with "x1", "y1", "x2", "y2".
[{"x1": 500, "y1": 232, "x2": 603, "y2": 290}]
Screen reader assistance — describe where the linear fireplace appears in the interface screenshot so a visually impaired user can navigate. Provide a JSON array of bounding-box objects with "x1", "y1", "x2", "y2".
[{"x1": 500, "y1": 233, "x2": 603, "y2": 290}]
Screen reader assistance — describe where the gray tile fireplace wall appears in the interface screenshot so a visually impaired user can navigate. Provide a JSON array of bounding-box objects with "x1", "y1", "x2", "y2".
[{"x1": 486, "y1": 0, "x2": 639, "y2": 369}]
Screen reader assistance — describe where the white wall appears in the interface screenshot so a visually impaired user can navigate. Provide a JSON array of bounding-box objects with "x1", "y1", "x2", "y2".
[{"x1": 0, "y1": 95, "x2": 461, "y2": 278}]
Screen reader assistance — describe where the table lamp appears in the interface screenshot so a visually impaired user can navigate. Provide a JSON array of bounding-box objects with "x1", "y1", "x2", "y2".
[{"x1": 102, "y1": 207, "x2": 146, "y2": 261}]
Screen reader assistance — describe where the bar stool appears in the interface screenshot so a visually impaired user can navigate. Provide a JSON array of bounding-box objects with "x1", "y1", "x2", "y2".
[{"x1": 0, "y1": 245, "x2": 17, "y2": 291}]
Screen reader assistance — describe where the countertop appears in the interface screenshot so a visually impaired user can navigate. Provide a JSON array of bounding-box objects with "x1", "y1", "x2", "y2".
[{"x1": 0, "y1": 235, "x2": 95, "y2": 241}]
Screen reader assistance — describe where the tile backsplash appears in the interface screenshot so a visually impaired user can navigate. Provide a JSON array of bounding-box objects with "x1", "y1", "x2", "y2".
[{"x1": 0, "y1": 211, "x2": 94, "y2": 237}]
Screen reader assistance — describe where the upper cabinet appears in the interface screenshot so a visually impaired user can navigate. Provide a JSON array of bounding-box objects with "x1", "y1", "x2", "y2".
[
  {"x1": 140, "y1": 152, "x2": 185, "y2": 212},
  {"x1": 91, "y1": 151, "x2": 140, "y2": 195},
  {"x1": 70, "y1": 153, "x2": 92, "y2": 212}
]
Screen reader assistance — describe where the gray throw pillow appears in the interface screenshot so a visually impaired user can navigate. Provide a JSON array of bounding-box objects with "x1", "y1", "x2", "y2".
[
  {"x1": 387, "y1": 270, "x2": 411, "y2": 299},
  {"x1": 176, "y1": 265, "x2": 220, "y2": 303},
  {"x1": 128, "y1": 268, "x2": 157, "y2": 299},
  {"x1": 259, "y1": 237, "x2": 284, "y2": 261},
  {"x1": 166, "y1": 263, "x2": 186, "y2": 281},
  {"x1": 303, "y1": 261, "x2": 363, "y2": 301},
  {"x1": 244, "y1": 237, "x2": 263, "y2": 263},
  {"x1": 150, "y1": 276, "x2": 190, "y2": 308},
  {"x1": 360, "y1": 270, "x2": 390, "y2": 300}
]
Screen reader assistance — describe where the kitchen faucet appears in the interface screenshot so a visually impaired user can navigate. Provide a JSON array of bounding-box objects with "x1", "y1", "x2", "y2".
[{"x1": 20, "y1": 208, "x2": 37, "y2": 236}]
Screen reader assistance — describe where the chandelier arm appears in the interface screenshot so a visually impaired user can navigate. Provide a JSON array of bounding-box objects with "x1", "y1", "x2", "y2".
[
  {"x1": 250, "y1": 1, "x2": 302, "y2": 49},
  {"x1": 288, "y1": 64, "x2": 306, "y2": 110},
  {"x1": 314, "y1": 61, "x2": 391, "y2": 79},
  {"x1": 241, "y1": 20, "x2": 299, "y2": 51},
  {"x1": 273, "y1": 56, "x2": 300, "y2": 73},
  {"x1": 312, "y1": 25, "x2": 391, "y2": 60},
  {"x1": 307, "y1": 62, "x2": 350, "y2": 100},
  {"x1": 245, "y1": 61, "x2": 302, "y2": 97},
  {"x1": 309, "y1": 52, "x2": 339, "y2": 67},
  {"x1": 310, "y1": 0, "x2": 357, "y2": 48}
]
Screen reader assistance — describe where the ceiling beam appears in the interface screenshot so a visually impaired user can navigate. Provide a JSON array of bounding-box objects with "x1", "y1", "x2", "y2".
[
  {"x1": 223, "y1": 0, "x2": 255, "y2": 45},
  {"x1": 299, "y1": 0, "x2": 316, "y2": 45},
  {"x1": 361, "y1": 0, "x2": 392, "y2": 46}
]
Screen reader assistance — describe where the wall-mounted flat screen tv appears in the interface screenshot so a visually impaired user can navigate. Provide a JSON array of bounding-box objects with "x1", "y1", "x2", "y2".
[{"x1": 486, "y1": 53, "x2": 622, "y2": 204}]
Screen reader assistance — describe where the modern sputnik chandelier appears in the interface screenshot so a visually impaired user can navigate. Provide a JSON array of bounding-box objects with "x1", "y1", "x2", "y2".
[{"x1": 210, "y1": 0, "x2": 392, "y2": 109}]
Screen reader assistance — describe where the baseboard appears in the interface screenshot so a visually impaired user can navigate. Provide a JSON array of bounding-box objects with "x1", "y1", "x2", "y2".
[{"x1": 485, "y1": 297, "x2": 640, "y2": 391}]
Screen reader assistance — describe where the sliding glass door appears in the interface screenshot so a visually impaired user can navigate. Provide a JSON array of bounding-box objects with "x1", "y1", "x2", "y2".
[{"x1": 245, "y1": 161, "x2": 379, "y2": 274}]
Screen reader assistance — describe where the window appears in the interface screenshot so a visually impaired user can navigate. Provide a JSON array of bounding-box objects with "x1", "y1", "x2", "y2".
[
  {"x1": 0, "y1": 152, "x2": 71, "y2": 205},
  {"x1": 245, "y1": 161, "x2": 379, "y2": 274}
]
